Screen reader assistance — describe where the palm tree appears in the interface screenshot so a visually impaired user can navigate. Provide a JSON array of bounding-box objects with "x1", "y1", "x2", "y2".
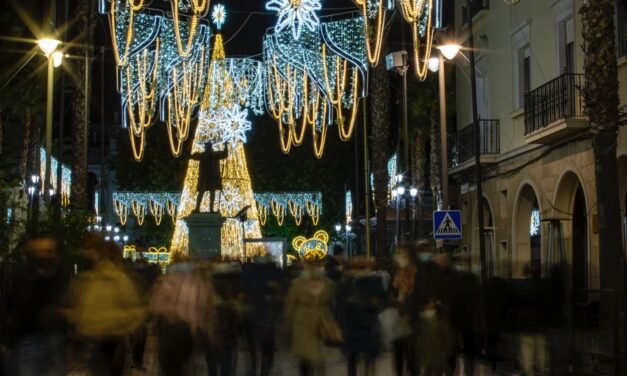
[
  {"x1": 580, "y1": 0, "x2": 624, "y2": 320},
  {"x1": 370, "y1": 62, "x2": 392, "y2": 257},
  {"x1": 70, "y1": 0, "x2": 95, "y2": 212}
]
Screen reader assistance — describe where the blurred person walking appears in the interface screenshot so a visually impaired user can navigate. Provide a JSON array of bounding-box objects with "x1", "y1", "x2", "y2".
[
  {"x1": 242, "y1": 256, "x2": 284, "y2": 376},
  {"x1": 150, "y1": 258, "x2": 217, "y2": 376},
  {"x1": 64, "y1": 236, "x2": 146, "y2": 376},
  {"x1": 6, "y1": 235, "x2": 70, "y2": 376},
  {"x1": 390, "y1": 245, "x2": 418, "y2": 376},
  {"x1": 284, "y1": 260, "x2": 338, "y2": 376},
  {"x1": 205, "y1": 261, "x2": 242, "y2": 376},
  {"x1": 338, "y1": 259, "x2": 385, "y2": 376}
]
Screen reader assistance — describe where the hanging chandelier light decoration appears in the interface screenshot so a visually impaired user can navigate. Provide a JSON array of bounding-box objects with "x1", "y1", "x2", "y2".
[
  {"x1": 100, "y1": 0, "x2": 214, "y2": 160},
  {"x1": 266, "y1": 0, "x2": 322, "y2": 40},
  {"x1": 398, "y1": 0, "x2": 442, "y2": 80},
  {"x1": 263, "y1": 15, "x2": 367, "y2": 158}
]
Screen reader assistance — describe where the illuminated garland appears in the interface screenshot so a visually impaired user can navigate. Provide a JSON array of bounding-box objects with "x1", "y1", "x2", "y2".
[
  {"x1": 113, "y1": 192, "x2": 180, "y2": 226},
  {"x1": 171, "y1": 0, "x2": 210, "y2": 58},
  {"x1": 263, "y1": 16, "x2": 367, "y2": 157},
  {"x1": 398, "y1": 0, "x2": 438, "y2": 80},
  {"x1": 254, "y1": 192, "x2": 323, "y2": 226},
  {"x1": 352, "y1": 0, "x2": 392, "y2": 65}
]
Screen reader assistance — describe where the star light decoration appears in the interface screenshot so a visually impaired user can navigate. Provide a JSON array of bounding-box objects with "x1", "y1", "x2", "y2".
[
  {"x1": 266, "y1": 0, "x2": 322, "y2": 40},
  {"x1": 212, "y1": 4, "x2": 226, "y2": 31},
  {"x1": 197, "y1": 104, "x2": 252, "y2": 150}
]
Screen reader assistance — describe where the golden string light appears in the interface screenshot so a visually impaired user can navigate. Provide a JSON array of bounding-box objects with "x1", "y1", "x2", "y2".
[
  {"x1": 166, "y1": 199, "x2": 178, "y2": 219},
  {"x1": 271, "y1": 199, "x2": 286, "y2": 226},
  {"x1": 257, "y1": 203, "x2": 269, "y2": 225},
  {"x1": 354, "y1": 0, "x2": 386, "y2": 65},
  {"x1": 132, "y1": 200, "x2": 146, "y2": 225},
  {"x1": 171, "y1": 0, "x2": 209, "y2": 58},
  {"x1": 306, "y1": 200, "x2": 320, "y2": 225},
  {"x1": 398, "y1": 0, "x2": 435, "y2": 80},
  {"x1": 288, "y1": 200, "x2": 303, "y2": 225},
  {"x1": 109, "y1": 0, "x2": 137, "y2": 66},
  {"x1": 114, "y1": 199, "x2": 129, "y2": 226},
  {"x1": 125, "y1": 39, "x2": 160, "y2": 161},
  {"x1": 165, "y1": 46, "x2": 207, "y2": 156},
  {"x1": 312, "y1": 100, "x2": 328, "y2": 159},
  {"x1": 149, "y1": 199, "x2": 164, "y2": 225}
]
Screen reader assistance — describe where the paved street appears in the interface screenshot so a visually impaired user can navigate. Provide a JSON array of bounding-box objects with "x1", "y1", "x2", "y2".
[{"x1": 109, "y1": 336, "x2": 519, "y2": 376}]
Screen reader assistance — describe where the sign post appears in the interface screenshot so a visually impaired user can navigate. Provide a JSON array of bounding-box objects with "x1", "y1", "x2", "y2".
[{"x1": 433, "y1": 210, "x2": 462, "y2": 240}]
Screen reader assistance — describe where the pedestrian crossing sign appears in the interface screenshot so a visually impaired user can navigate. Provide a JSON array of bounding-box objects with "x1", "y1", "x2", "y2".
[{"x1": 433, "y1": 210, "x2": 463, "y2": 240}]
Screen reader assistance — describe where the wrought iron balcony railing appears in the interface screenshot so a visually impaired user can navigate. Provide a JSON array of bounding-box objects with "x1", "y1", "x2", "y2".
[
  {"x1": 449, "y1": 119, "x2": 500, "y2": 168},
  {"x1": 524, "y1": 73, "x2": 585, "y2": 136}
]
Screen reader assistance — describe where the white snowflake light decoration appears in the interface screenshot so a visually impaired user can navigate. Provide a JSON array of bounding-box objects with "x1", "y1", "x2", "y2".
[
  {"x1": 266, "y1": 0, "x2": 322, "y2": 40},
  {"x1": 212, "y1": 4, "x2": 227, "y2": 31},
  {"x1": 219, "y1": 182, "x2": 244, "y2": 216},
  {"x1": 196, "y1": 104, "x2": 252, "y2": 149},
  {"x1": 218, "y1": 104, "x2": 252, "y2": 148}
]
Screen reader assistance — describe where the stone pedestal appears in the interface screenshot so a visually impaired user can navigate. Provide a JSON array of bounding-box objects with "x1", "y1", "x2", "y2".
[{"x1": 183, "y1": 212, "x2": 226, "y2": 259}]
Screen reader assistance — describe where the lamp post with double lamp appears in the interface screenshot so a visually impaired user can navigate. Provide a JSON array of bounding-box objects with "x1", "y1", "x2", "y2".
[{"x1": 37, "y1": 38, "x2": 63, "y2": 204}]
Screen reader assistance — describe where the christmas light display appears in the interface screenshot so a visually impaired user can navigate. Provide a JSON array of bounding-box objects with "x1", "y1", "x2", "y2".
[
  {"x1": 39, "y1": 148, "x2": 71, "y2": 207},
  {"x1": 197, "y1": 104, "x2": 252, "y2": 149},
  {"x1": 353, "y1": 0, "x2": 394, "y2": 65},
  {"x1": 345, "y1": 190, "x2": 352, "y2": 224},
  {"x1": 254, "y1": 192, "x2": 322, "y2": 226},
  {"x1": 100, "y1": 0, "x2": 213, "y2": 160},
  {"x1": 266, "y1": 0, "x2": 322, "y2": 40},
  {"x1": 113, "y1": 190, "x2": 323, "y2": 228},
  {"x1": 292, "y1": 230, "x2": 329, "y2": 261},
  {"x1": 263, "y1": 16, "x2": 367, "y2": 157},
  {"x1": 211, "y1": 4, "x2": 226, "y2": 31},
  {"x1": 398, "y1": 0, "x2": 441, "y2": 80}
]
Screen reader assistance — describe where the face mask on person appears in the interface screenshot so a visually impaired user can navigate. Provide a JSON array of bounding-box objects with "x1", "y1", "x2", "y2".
[{"x1": 418, "y1": 253, "x2": 432, "y2": 262}]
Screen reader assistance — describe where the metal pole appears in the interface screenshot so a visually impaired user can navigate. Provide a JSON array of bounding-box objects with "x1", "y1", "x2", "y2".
[
  {"x1": 44, "y1": 57, "x2": 54, "y2": 203},
  {"x1": 466, "y1": 0, "x2": 488, "y2": 284},
  {"x1": 362, "y1": 98, "x2": 371, "y2": 258},
  {"x1": 402, "y1": 64, "x2": 409, "y2": 175},
  {"x1": 100, "y1": 47, "x2": 105, "y2": 223},
  {"x1": 439, "y1": 56, "x2": 449, "y2": 210},
  {"x1": 395, "y1": 196, "x2": 400, "y2": 246},
  {"x1": 354, "y1": 114, "x2": 361, "y2": 255},
  {"x1": 55, "y1": 0, "x2": 68, "y2": 220}
]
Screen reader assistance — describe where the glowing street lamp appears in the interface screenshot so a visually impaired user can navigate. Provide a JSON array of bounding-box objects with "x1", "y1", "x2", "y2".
[
  {"x1": 37, "y1": 38, "x2": 63, "y2": 203},
  {"x1": 437, "y1": 44, "x2": 462, "y2": 60}
]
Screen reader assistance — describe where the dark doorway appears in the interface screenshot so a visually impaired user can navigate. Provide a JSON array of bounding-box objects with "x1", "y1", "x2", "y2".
[
  {"x1": 572, "y1": 187, "x2": 588, "y2": 296},
  {"x1": 530, "y1": 198, "x2": 542, "y2": 276}
]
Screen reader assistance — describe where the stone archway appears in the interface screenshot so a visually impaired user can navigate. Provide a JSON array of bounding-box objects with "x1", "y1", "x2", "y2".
[
  {"x1": 554, "y1": 171, "x2": 589, "y2": 291},
  {"x1": 512, "y1": 183, "x2": 542, "y2": 278}
]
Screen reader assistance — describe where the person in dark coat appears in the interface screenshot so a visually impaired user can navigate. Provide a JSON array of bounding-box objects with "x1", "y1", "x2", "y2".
[
  {"x1": 192, "y1": 142, "x2": 228, "y2": 213},
  {"x1": 7, "y1": 235, "x2": 70, "y2": 376},
  {"x1": 338, "y1": 262, "x2": 385, "y2": 376},
  {"x1": 242, "y1": 257, "x2": 283, "y2": 376}
]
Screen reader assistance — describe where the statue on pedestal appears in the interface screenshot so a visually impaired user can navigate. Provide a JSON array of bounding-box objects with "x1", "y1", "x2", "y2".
[{"x1": 191, "y1": 142, "x2": 228, "y2": 213}]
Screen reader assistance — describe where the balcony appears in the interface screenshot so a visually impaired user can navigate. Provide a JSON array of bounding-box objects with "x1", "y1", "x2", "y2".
[
  {"x1": 449, "y1": 119, "x2": 500, "y2": 173},
  {"x1": 524, "y1": 73, "x2": 587, "y2": 144}
]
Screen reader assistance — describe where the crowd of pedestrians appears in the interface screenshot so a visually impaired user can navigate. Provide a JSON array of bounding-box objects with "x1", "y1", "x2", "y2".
[{"x1": 1, "y1": 234, "x2": 571, "y2": 375}]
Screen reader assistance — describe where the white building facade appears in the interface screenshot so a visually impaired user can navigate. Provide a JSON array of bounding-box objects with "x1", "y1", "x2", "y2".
[{"x1": 448, "y1": 0, "x2": 627, "y2": 288}]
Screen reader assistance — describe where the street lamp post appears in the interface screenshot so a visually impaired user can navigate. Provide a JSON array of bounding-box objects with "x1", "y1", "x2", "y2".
[{"x1": 37, "y1": 38, "x2": 62, "y2": 203}]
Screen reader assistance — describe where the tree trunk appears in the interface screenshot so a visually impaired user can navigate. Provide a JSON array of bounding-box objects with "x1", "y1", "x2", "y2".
[
  {"x1": 580, "y1": 0, "x2": 624, "y2": 341},
  {"x1": 70, "y1": 0, "x2": 94, "y2": 212},
  {"x1": 412, "y1": 120, "x2": 428, "y2": 238},
  {"x1": 18, "y1": 111, "x2": 32, "y2": 179},
  {"x1": 26, "y1": 111, "x2": 40, "y2": 179},
  {"x1": 0, "y1": 110, "x2": 3, "y2": 157},
  {"x1": 370, "y1": 62, "x2": 391, "y2": 258}
]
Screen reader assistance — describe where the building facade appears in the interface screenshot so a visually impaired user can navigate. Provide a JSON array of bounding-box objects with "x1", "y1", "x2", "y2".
[{"x1": 448, "y1": 0, "x2": 627, "y2": 288}]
